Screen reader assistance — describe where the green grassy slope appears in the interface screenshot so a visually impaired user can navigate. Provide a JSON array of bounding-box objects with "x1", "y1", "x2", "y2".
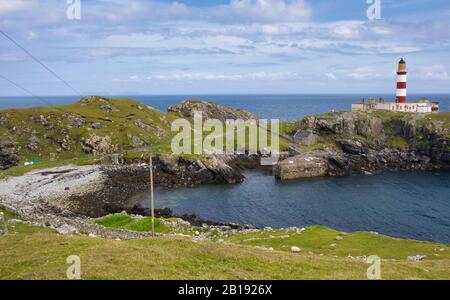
[
  {"x1": 0, "y1": 97, "x2": 294, "y2": 176},
  {"x1": 0, "y1": 97, "x2": 183, "y2": 175},
  {"x1": 1, "y1": 209, "x2": 448, "y2": 280}
]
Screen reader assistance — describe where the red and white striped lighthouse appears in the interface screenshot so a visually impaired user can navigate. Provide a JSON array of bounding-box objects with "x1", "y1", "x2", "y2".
[{"x1": 396, "y1": 58, "x2": 407, "y2": 103}]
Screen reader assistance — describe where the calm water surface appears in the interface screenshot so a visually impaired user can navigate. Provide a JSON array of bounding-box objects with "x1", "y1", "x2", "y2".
[{"x1": 146, "y1": 170, "x2": 450, "y2": 244}]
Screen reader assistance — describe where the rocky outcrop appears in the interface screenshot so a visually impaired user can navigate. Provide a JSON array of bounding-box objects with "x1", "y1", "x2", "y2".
[
  {"x1": 294, "y1": 130, "x2": 319, "y2": 147},
  {"x1": 337, "y1": 139, "x2": 365, "y2": 155},
  {"x1": 277, "y1": 111, "x2": 450, "y2": 180},
  {"x1": 168, "y1": 100, "x2": 257, "y2": 122},
  {"x1": 82, "y1": 134, "x2": 118, "y2": 155},
  {"x1": 0, "y1": 141, "x2": 19, "y2": 170},
  {"x1": 133, "y1": 119, "x2": 168, "y2": 137}
]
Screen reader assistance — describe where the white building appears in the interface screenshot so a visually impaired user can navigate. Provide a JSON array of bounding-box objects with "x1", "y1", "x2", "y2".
[{"x1": 352, "y1": 98, "x2": 440, "y2": 113}]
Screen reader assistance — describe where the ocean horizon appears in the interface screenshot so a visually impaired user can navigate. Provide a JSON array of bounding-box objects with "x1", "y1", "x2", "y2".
[{"x1": 1, "y1": 93, "x2": 449, "y2": 120}]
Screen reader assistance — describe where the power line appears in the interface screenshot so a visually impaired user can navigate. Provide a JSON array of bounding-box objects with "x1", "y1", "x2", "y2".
[
  {"x1": 0, "y1": 74, "x2": 68, "y2": 109},
  {"x1": 0, "y1": 74, "x2": 102, "y2": 120},
  {"x1": 0, "y1": 29, "x2": 83, "y2": 97}
]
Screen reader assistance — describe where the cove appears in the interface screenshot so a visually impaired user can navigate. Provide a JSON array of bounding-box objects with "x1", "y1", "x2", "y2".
[{"x1": 135, "y1": 170, "x2": 450, "y2": 244}]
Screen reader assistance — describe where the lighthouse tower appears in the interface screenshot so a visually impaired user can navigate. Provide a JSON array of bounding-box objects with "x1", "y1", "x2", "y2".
[{"x1": 396, "y1": 58, "x2": 407, "y2": 103}]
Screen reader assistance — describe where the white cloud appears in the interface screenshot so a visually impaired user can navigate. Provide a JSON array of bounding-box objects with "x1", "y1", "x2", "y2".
[
  {"x1": 0, "y1": 0, "x2": 31, "y2": 14},
  {"x1": 345, "y1": 67, "x2": 382, "y2": 80},
  {"x1": 332, "y1": 22, "x2": 363, "y2": 39},
  {"x1": 417, "y1": 65, "x2": 450, "y2": 80},
  {"x1": 227, "y1": 0, "x2": 311, "y2": 22},
  {"x1": 326, "y1": 73, "x2": 337, "y2": 80},
  {"x1": 111, "y1": 71, "x2": 301, "y2": 82}
]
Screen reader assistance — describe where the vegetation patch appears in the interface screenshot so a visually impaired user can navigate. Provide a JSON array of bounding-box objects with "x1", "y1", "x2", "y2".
[
  {"x1": 94, "y1": 213, "x2": 172, "y2": 233},
  {"x1": 388, "y1": 136, "x2": 409, "y2": 150}
]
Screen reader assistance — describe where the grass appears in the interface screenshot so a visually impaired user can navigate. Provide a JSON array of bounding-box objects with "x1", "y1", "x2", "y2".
[
  {"x1": 300, "y1": 134, "x2": 338, "y2": 152},
  {"x1": 368, "y1": 110, "x2": 409, "y2": 122},
  {"x1": 1, "y1": 209, "x2": 449, "y2": 279},
  {"x1": 223, "y1": 226, "x2": 449, "y2": 260},
  {"x1": 93, "y1": 213, "x2": 209, "y2": 236},
  {"x1": 1, "y1": 210, "x2": 449, "y2": 279},
  {"x1": 416, "y1": 112, "x2": 450, "y2": 128},
  {"x1": 388, "y1": 136, "x2": 409, "y2": 150},
  {"x1": 280, "y1": 120, "x2": 302, "y2": 136},
  {"x1": 94, "y1": 214, "x2": 174, "y2": 234}
]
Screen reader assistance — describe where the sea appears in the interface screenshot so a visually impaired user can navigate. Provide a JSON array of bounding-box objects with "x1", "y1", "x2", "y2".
[{"x1": 1, "y1": 93, "x2": 449, "y2": 120}]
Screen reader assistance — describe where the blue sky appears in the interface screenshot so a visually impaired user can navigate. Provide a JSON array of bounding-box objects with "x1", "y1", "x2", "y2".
[{"x1": 0, "y1": 0, "x2": 449, "y2": 96}]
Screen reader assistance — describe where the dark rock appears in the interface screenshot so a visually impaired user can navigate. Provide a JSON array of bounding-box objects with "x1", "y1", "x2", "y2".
[
  {"x1": 0, "y1": 141, "x2": 19, "y2": 170},
  {"x1": 294, "y1": 130, "x2": 319, "y2": 147},
  {"x1": 337, "y1": 139, "x2": 365, "y2": 155}
]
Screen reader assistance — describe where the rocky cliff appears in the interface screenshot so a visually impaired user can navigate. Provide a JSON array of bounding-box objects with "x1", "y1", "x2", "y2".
[{"x1": 275, "y1": 110, "x2": 450, "y2": 180}]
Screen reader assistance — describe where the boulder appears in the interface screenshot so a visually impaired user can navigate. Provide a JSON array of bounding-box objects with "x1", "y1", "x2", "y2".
[
  {"x1": 56, "y1": 224, "x2": 78, "y2": 235},
  {"x1": 67, "y1": 114, "x2": 84, "y2": 128}
]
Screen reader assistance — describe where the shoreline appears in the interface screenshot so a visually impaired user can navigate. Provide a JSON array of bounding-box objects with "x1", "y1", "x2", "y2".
[{"x1": 1, "y1": 162, "x2": 449, "y2": 245}]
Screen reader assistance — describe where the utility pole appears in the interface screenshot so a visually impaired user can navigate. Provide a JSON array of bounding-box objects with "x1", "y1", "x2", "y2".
[{"x1": 149, "y1": 154, "x2": 155, "y2": 237}]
